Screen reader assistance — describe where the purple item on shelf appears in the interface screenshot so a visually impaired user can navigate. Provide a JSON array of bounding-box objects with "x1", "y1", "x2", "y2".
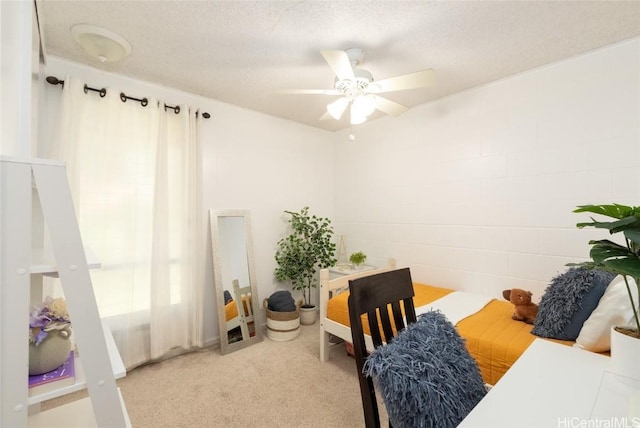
[{"x1": 28, "y1": 351, "x2": 75, "y2": 391}]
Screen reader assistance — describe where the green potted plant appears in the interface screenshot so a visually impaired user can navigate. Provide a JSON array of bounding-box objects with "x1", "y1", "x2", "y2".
[
  {"x1": 274, "y1": 207, "x2": 337, "y2": 325},
  {"x1": 572, "y1": 203, "x2": 640, "y2": 378},
  {"x1": 349, "y1": 251, "x2": 367, "y2": 268}
]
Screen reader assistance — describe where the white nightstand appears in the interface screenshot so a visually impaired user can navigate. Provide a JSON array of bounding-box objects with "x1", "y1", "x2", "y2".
[{"x1": 328, "y1": 264, "x2": 376, "y2": 280}]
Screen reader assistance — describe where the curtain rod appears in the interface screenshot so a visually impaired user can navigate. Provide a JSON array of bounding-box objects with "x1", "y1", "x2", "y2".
[{"x1": 45, "y1": 76, "x2": 211, "y2": 119}]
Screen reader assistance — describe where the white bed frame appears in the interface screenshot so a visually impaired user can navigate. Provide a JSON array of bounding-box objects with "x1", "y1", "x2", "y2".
[
  {"x1": 319, "y1": 258, "x2": 397, "y2": 362},
  {"x1": 226, "y1": 279, "x2": 255, "y2": 340}
]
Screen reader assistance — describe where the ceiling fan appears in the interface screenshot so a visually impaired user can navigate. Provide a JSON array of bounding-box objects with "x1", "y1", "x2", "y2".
[{"x1": 281, "y1": 48, "x2": 435, "y2": 125}]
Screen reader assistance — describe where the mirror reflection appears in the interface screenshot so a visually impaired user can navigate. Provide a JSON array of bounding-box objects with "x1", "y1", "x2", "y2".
[{"x1": 210, "y1": 210, "x2": 262, "y2": 354}]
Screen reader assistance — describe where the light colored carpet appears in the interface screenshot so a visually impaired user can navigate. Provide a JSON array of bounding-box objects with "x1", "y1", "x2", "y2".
[{"x1": 43, "y1": 323, "x2": 388, "y2": 427}]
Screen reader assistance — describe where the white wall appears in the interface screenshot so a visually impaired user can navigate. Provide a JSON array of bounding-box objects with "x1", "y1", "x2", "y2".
[
  {"x1": 332, "y1": 37, "x2": 640, "y2": 302},
  {"x1": 39, "y1": 36, "x2": 640, "y2": 341},
  {"x1": 40, "y1": 57, "x2": 334, "y2": 344},
  {"x1": 0, "y1": 0, "x2": 39, "y2": 157}
]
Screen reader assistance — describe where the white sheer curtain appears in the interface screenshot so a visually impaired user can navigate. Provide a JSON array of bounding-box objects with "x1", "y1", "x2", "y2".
[{"x1": 48, "y1": 77, "x2": 204, "y2": 368}]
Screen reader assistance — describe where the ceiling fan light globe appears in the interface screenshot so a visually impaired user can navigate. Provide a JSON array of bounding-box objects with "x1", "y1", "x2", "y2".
[
  {"x1": 350, "y1": 115, "x2": 367, "y2": 125},
  {"x1": 350, "y1": 105, "x2": 367, "y2": 125},
  {"x1": 327, "y1": 98, "x2": 349, "y2": 120},
  {"x1": 353, "y1": 95, "x2": 376, "y2": 117}
]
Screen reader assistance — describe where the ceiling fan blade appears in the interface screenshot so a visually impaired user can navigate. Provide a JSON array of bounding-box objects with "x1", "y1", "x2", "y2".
[
  {"x1": 321, "y1": 50, "x2": 355, "y2": 81},
  {"x1": 276, "y1": 89, "x2": 341, "y2": 95},
  {"x1": 319, "y1": 111, "x2": 332, "y2": 121},
  {"x1": 374, "y1": 96, "x2": 408, "y2": 117},
  {"x1": 372, "y1": 69, "x2": 435, "y2": 93}
]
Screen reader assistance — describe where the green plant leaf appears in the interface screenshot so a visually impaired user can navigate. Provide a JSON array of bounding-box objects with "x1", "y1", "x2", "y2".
[
  {"x1": 574, "y1": 203, "x2": 640, "y2": 332},
  {"x1": 574, "y1": 204, "x2": 635, "y2": 219},
  {"x1": 602, "y1": 258, "x2": 640, "y2": 278},
  {"x1": 589, "y1": 239, "x2": 631, "y2": 264},
  {"x1": 610, "y1": 216, "x2": 640, "y2": 233},
  {"x1": 576, "y1": 215, "x2": 638, "y2": 232},
  {"x1": 585, "y1": 239, "x2": 640, "y2": 277},
  {"x1": 349, "y1": 251, "x2": 367, "y2": 265},
  {"x1": 625, "y1": 229, "x2": 640, "y2": 246}
]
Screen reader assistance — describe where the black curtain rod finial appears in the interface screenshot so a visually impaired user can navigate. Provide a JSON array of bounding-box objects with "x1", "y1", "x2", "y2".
[{"x1": 46, "y1": 75, "x2": 64, "y2": 87}]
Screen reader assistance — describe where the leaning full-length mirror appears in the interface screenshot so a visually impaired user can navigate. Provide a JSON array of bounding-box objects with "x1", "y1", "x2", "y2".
[{"x1": 210, "y1": 209, "x2": 262, "y2": 354}]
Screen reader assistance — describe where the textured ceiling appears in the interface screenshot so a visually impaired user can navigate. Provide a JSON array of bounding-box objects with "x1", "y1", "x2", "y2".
[{"x1": 36, "y1": 0, "x2": 640, "y2": 132}]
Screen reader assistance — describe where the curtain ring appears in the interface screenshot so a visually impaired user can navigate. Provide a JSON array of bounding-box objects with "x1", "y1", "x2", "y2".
[
  {"x1": 164, "y1": 104, "x2": 180, "y2": 114},
  {"x1": 85, "y1": 84, "x2": 107, "y2": 97}
]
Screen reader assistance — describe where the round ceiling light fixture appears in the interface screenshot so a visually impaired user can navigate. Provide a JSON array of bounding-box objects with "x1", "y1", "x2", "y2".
[{"x1": 71, "y1": 24, "x2": 132, "y2": 63}]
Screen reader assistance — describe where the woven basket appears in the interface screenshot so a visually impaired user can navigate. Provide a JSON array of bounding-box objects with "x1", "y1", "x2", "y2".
[{"x1": 264, "y1": 299, "x2": 301, "y2": 341}]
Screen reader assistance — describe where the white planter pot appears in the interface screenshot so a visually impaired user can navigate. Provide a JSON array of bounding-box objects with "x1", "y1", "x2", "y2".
[
  {"x1": 610, "y1": 326, "x2": 640, "y2": 380},
  {"x1": 300, "y1": 305, "x2": 318, "y2": 325}
]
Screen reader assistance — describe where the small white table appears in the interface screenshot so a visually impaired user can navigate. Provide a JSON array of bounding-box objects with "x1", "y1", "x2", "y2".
[
  {"x1": 328, "y1": 264, "x2": 376, "y2": 280},
  {"x1": 459, "y1": 339, "x2": 640, "y2": 427}
]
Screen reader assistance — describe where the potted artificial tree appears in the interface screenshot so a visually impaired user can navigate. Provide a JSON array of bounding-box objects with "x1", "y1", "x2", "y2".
[
  {"x1": 572, "y1": 204, "x2": 640, "y2": 379},
  {"x1": 275, "y1": 207, "x2": 337, "y2": 325}
]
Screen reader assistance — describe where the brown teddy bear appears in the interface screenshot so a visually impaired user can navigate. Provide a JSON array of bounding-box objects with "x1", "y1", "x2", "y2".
[{"x1": 502, "y1": 289, "x2": 538, "y2": 324}]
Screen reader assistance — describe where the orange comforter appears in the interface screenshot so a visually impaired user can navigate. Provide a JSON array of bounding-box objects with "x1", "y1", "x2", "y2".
[
  {"x1": 225, "y1": 295, "x2": 252, "y2": 321},
  {"x1": 327, "y1": 282, "x2": 573, "y2": 385}
]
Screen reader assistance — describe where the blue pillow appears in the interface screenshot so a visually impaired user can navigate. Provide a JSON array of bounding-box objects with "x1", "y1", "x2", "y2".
[
  {"x1": 223, "y1": 290, "x2": 233, "y2": 304},
  {"x1": 532, "y1": 267, "x2": 615, "y2": 340},
  {"x1": 363, "y1": 311, "x2": 486, "y2": 428}
]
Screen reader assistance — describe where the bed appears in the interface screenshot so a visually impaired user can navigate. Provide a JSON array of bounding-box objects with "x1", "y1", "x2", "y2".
[{"x1": 319, "y1": 260, "x2": 574, "y2": 386}]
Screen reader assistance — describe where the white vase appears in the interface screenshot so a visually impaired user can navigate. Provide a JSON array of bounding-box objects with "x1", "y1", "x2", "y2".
[
  {"x1": 610, "y1": 326, "x2": 640, "y2": 380},
  {"x1": 299, "y1": 305, "x2": 318, "y2": 325}
]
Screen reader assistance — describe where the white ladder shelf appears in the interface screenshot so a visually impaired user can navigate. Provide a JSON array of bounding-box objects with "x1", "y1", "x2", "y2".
[{"x1": 0, "y1": 157, "x2": 130, "y2": 427}]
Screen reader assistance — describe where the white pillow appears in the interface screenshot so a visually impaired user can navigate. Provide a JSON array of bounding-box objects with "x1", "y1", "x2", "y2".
[{"x1": 574, "y1": 275, "x2": 639, "y2": 352}]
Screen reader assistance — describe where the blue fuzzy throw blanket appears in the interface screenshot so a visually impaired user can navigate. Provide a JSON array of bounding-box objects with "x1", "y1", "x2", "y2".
[{"x1": 363, "y1": 311, "x2": 486, "y2": 428}]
